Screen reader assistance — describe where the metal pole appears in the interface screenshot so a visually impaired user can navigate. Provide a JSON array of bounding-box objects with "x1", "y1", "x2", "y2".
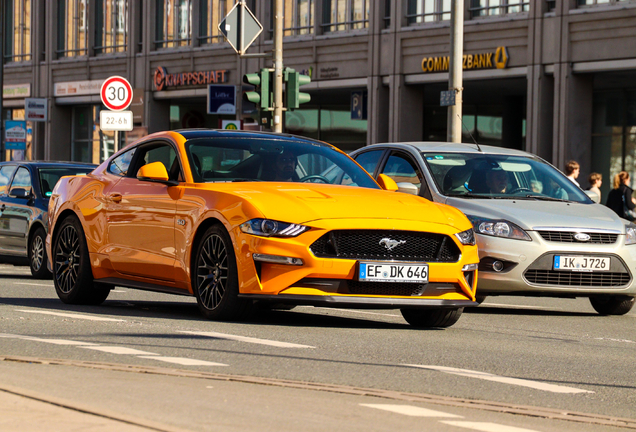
[
  {"x1": 447, "y1": 0, "x2": 464, "y2": 143},
  {"x1": 0, "y1": 0, "x2": 4, "y2": 160},
  {"x1": 272, "y1": 0, "x2": 283, "y2": 132}
]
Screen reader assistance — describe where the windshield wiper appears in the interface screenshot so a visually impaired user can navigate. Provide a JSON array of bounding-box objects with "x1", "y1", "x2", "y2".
[
  {"x1": 447, "y1": 193, "x2": 494, "y2": 199},
  {"x1": 231, "y1": 178, "x2": 262, "y2": 182},
  {"x1": 522, "y1": 194, "x2": 571, "y2": 202}
]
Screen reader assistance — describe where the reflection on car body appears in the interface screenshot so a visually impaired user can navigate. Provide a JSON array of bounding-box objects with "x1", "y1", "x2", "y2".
[
  {"x1": 350, "y1": 142, "x2": 636, "y2": 316},
  {"x1": 0, "y1": 161, "x2": 96, "y2": 278},
  {"x1": 46, "y1": 130, "x2": 480, "y2": 328}
]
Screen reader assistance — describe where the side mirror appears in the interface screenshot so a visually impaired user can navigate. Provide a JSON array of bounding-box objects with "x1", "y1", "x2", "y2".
[
  {"x1": 585, "y1": 190, "x2": 600, "y2": 203},
  {"x1": 377, "y1": 174, "x2": 399, "y2": 191},
  {"x1": 137, "y1": 162, "x2": 178, "y2": 186},
  {"x1": 396, "y1": 182, "x2": 419, "y2": 195},
  {"x1": 9, "y1": 188, "x2": 30, "y2": 199}
]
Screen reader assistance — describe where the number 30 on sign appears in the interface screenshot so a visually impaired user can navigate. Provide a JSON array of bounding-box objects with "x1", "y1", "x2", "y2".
[{"x1": 100, "y1": 76, "x2": 133, "y2": 111}]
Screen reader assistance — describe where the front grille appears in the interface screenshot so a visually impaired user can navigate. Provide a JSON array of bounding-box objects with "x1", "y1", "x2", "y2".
[
  {"x1": 524, "y1": 270, "x2": 630, "y2": 287},
  {"x1": 347, "y1": 281, "x2": 427, "y2": 296},
  {"x1": 537, "y1": 231, "x2": 618, "y2": 244},
  {"x1": 310, "y1": 230, "x2": 461, "y2": 262}
]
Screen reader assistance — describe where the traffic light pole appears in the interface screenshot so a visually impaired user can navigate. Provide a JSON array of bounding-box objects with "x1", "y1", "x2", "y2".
[
  {"x1": 272, "y1": 0, "x2": 283, "y2": 133},
  {"x1": 447, "y1": 0, "x2": 464, "y2": 143}
]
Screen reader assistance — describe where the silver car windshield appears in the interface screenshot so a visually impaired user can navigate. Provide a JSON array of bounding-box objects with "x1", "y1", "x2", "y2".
[{"x1": 422, "y1": 152, "x2": 592, "y2": 204}]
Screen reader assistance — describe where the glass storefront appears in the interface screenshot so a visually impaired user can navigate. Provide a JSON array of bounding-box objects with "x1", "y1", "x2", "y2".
[
  {"x1": 591, "y1": 90, "x2": 636, "y2": 201},
  {"x1": 71, "y1": 105, "x2": 116, "y2": 164}
]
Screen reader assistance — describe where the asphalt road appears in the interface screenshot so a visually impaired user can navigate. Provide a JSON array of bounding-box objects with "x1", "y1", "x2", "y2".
[{"x1": 1, "y1": 264, "x2": 635, "y2": 432}]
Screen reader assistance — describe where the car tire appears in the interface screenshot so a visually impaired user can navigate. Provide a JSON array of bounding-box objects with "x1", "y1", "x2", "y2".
[
  {"x1": 192, "y1": 224, "x2": 252, "y2": 321},
  {"x1": 589, "y1": 295, "x2": 635, "y2": 316},
  {"x1": 400, "y1": 307, "x2": 463, "y2": 328},
  {"x1": 475, "y1": 295, "x2": 487, "y2": 305},
  {"x1": 53, "y1": 215, "x2": 110, "y2": 305},
  {"x1": 29, "y1": 226, "x2": 51, "y2": 279}
]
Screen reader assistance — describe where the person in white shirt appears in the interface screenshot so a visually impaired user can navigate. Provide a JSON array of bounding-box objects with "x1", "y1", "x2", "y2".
[
  {"x1": 586, "y1": 172, "x2": 602, "y2": 203},
  {"x1": 565, "y1": 160, "x2": 580, "y2": 187}
]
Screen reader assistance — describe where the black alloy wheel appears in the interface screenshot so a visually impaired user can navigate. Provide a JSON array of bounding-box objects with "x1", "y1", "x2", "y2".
[
  {"x1": 53, "y1": 216, "x2": 110, "y2": 305},
  {"x1": 29, "y1": 226, "x2": 51, "y2": 279},
  {"x1": 193, "y1": 224, "x2": 251, "y2": 320}
]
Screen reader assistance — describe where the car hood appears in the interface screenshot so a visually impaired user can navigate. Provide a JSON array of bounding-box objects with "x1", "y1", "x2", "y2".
[
  {"x1": 226, "y1": 183, "x2": 469, "y2": 229},
  {"x1": 444, "y1": 197, "x2": 625, "y2": 232}
]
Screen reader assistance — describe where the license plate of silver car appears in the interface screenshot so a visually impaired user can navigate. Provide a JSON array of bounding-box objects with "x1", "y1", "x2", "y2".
[
  {"x1": 358, "y1": 262, "x2": 429, "y2": 283},
  {"x1": 553, "y1": 256, "x2": 610, "y2": 272}
]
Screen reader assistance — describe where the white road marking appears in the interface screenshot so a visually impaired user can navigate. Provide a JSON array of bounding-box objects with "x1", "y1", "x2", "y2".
[
  {"x1": 15, "y1": 309, "x2": 125, "y2": 322},
  {"x1": 440, "y1": 421, "x2": 541, "y2": 432},
  {"x1": 179, "y1": 330, "x2": 315, "y2": 349},
  {"x1": 137, "y1": 356, "x2": 228, "y2": 366},
  {"x1": 111, "y1": 290, "x2": 127, "y2": 293},
  {"x1": 79, "y1": 346, "x2": 159, "y2": 355},
  {"x1": 482, "y1": 303, "x2": 561, "y2": 311},
  {"x1": 404, "y1": 365, "x2": 593, "y2": 394},
  {"x1": 361, "y1": 404, "x2": 462, "y2": 417},
  {"x1": 309, "y1": 307, "x2": 400, "y2": 318},
  {"x1": 14, "y1": 282, "x2": 53, "y2": 287},
  {"x1": 594, "y1": 337, "x2": 635, "y2": 344},
  {"x1": 0, "y1": 333, "x2": 97, "y2": 346}
]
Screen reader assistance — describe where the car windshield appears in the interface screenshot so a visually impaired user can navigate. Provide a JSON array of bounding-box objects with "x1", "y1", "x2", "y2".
[
  {"x1": 185, "y1": 137, "x2": 379, "y2": 189},
  {"x1": 422, "y1": 152, "x2": 592, "y2": 204},
  {"x1": 38, "y1": 167, "x2": 94, "y2": 198}
]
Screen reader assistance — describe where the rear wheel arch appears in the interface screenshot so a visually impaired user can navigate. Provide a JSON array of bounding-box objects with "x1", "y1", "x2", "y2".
[{"x1": 51, "y1": 209, "x2": 84, "y2": 248}]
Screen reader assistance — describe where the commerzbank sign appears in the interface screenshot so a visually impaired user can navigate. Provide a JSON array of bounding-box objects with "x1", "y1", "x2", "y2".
[{"x1": 421, "y1": 46, "x2": 509, "y2": 73}]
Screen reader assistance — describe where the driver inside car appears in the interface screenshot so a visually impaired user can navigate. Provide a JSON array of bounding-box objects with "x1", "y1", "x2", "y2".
[
  {"x1": 486, "y1": 169, "x2": 509, "y2": 194},
  {"x1": 272, "y1": 150, "x2": 299, "y2": 181}
]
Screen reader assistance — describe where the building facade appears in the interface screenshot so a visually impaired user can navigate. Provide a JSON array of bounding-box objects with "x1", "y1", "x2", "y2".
[{"x1": 3, "y1": 0, "x2": 636, "y2": 199}]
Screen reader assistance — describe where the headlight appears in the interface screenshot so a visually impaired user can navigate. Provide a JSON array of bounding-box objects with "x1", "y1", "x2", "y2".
[
  {"x1": 466, "y1": 215, "x2": 532, "y2": 241},
  {"x1": 240, "y1": 218, "x2": 309, "y2": 237},
  {"x1": 455, "y1": 228, "x2": 475, "y2": 246},
  {"x1": 625, "y1": 223, "x2": 636, "y2": 245}
]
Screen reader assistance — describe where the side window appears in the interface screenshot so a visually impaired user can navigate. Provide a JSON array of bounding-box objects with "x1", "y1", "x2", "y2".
[
  {"x1": 0, "y1": 165, "x2": 17, "y2": 195},
  {"x1": 354, "y1": 150, "x2": 385, "y2": 176},
  {"x1": 135, "y1": 144, "x2": 181, "y2": 181},
  {"x1": 382, "y1": 154, "x2": 422, "y2": 193},
  {"x1": 10, "y1": 167, "x2": 33, "y2": 196},
  {"x1": 109, "y1": 147, "x2": 136, "y2": 176}
]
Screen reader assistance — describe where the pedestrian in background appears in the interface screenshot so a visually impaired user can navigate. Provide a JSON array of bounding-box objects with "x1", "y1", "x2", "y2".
[
  {"x1": 587, "y1": 172, "x2": 602, "y2": 203},
  {"x1": 606, "y1": 171, "x2": 636, "y2": 220},
  {"x1": 565, "y1": 160, "x2": 580, "y2": 187}
]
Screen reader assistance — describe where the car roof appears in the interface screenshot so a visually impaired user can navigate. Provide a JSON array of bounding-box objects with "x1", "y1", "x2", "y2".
[
  {"x1": 175, "y1": 129, "x2": 332, "y2": 148},
  {"x1": 370, "y1": 142, "x2": 534, "y2": 158},
  {"x1": 0, "y1": 161, "x2": 97, "y2": 168}
]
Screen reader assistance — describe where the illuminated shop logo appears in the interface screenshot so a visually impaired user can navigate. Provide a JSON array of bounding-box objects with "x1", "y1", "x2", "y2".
[
  {"x1": 153, "y1": 66, "x2": 229, "y2": 91},
  {"x1": 421, "y1": 46, "x2": 509, "y2": 73}
]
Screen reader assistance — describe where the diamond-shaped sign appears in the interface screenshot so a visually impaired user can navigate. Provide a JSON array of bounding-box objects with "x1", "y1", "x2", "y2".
[{"x1": 219, "y1": 3, "x2": 263, "y2": 55}]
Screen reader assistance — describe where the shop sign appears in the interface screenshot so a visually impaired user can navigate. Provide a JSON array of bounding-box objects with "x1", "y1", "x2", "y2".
[
  {"x1": 221, "y1": 120, "x2": 241, "y2": 130},
  {"x1": 54, "y1": 80, "x2": 102, "y2": 97},
  {"x1": 4, "y1": 120, "x2": 27, "y2": 150},
  {"x1": 319, "y1": 67, "x2": 339, "y2": 79},
  {"x1": 3, "y1": 83, "x2": 30, "y2": 99},
  {"x1": 208, "y1": 85, "x2": 236, "y2": 115},
  {"x1": 25, "y1": 98, "x2": 48, "y2": 122},
  {"x1": 421, "y1": 46, "x2": 509, "y2": 73},
  {"x1": 154, "y1": 66, "x2": 229, "y2": 91}
]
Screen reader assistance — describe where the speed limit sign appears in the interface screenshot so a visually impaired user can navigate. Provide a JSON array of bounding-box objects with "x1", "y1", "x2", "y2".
[{"x1": 100, "y1": 76, "x2": 133, "y2": 111}]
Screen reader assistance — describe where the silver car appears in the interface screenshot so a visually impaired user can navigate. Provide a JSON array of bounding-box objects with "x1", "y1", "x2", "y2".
[{"x1": 349, "y1": 142, "x2": 636, "y2": 315}]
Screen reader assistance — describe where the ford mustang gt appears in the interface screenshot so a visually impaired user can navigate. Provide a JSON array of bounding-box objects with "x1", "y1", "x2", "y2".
[{"x1": 47, "y1": 130, "x2": 479, "y2": 328}]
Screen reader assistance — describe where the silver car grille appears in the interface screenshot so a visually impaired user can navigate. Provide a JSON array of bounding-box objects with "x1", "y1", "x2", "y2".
[
  {"x1": 537, "y1": 231, "x2": 618, "y2": 244},
  {"x1": 524, "y1": 270, "x2": 630, "y2": 287}
]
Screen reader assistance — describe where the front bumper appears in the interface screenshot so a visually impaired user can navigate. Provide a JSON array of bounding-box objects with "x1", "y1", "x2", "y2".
[
  {"x1": 475, "y1": 230, "x2": 636, "y2": 296},
  {"x1": 232, "y1": 218, "x2": 479, "y2": 307}
]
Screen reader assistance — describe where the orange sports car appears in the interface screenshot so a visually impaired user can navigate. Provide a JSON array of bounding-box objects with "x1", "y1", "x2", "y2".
[{"x1": 47, "y1": 130, "x2": 478, "y2": 328}]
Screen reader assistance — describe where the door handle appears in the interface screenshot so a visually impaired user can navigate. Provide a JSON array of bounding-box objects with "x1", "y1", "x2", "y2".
[{"x1": 108, "y1": 193, "x2": 123, "y2": 203}]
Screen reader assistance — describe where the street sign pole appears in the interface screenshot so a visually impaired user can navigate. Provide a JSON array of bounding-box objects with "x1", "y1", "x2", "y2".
[
  {"x1": 273, "y1": 0, "x2": 283, "y2": 133},
  {"x1": 447, "y1": 0, "x2": 464, "y2": 143}
]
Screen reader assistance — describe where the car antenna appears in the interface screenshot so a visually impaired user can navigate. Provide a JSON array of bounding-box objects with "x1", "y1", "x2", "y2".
[{"x1": 459, "y1": 114, "x2": 482, "y2": 152}]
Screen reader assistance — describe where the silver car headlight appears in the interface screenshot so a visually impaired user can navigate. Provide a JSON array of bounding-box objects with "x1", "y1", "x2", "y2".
[
  {"x1": 455, "y1": 228, "x2": 476, "y2": 246},
  {"x1": 240, "y1": 218, "x2": 309, "y2": 237},
  {"x1": 625, "y1": 223, "x2": 636, "y2": 245},
  {"x1": 466, "y1": 215, "x2": 532, "y2": 241}
]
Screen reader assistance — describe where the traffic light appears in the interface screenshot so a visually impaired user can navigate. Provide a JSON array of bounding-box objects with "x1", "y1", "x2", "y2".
[
  {"x1": 284, "y1": 68, "x2": 311, "y2": 110},
  {"x1": 243, "y1": 68, "x2": 271, "y2": 109}
]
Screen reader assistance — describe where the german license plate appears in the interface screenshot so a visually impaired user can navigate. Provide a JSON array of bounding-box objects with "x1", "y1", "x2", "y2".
[
  {"x1": 358, "y1": 262, "x2": 428, "y2": 283},
  {"x1": 553, "y1": 256, "x2": 610, "y2": 272}
]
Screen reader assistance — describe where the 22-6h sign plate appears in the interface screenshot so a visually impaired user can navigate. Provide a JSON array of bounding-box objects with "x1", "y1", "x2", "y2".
[{"x1": 101, "y1": 76, "x2": 133, "y2": 111}]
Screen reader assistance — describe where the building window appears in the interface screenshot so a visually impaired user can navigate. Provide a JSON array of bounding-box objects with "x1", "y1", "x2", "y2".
[
  {"x1": 199, "y1": 0, "x2": 232, "y2": 44},
  {"x1": 156, "y1": 0, "x2": 192, "y2": 49},
  {"x1": 270, "y1": 0, "x2": 314, "y2": 37},
  {"x1": 407, "y1": 0, "x2": 450, "y2": 24},
  {"x1": 546, "y1": 0, "x2": 556, "y2": 10},
  {"x1": 95, "y1": 0, "x2": 127, "y2": 54},
  {"x1": 57, "y1": 0, "x2": 88, "y2": 57},
  {"x1": 578, "y1": 0, "x2": 631, "y2": 5},
  {"x1": 470, "y1": 0, "x2": 529, "y2": 17},
  {"x1": 4, "y1": 0, "x2": 32, "y2": 62},
  {"x1": 384, "y1": 0, "x2": 391, "y2": 28},
  {"x1": 322, "y1": 0, "x2": 369, "y2": 32}
]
